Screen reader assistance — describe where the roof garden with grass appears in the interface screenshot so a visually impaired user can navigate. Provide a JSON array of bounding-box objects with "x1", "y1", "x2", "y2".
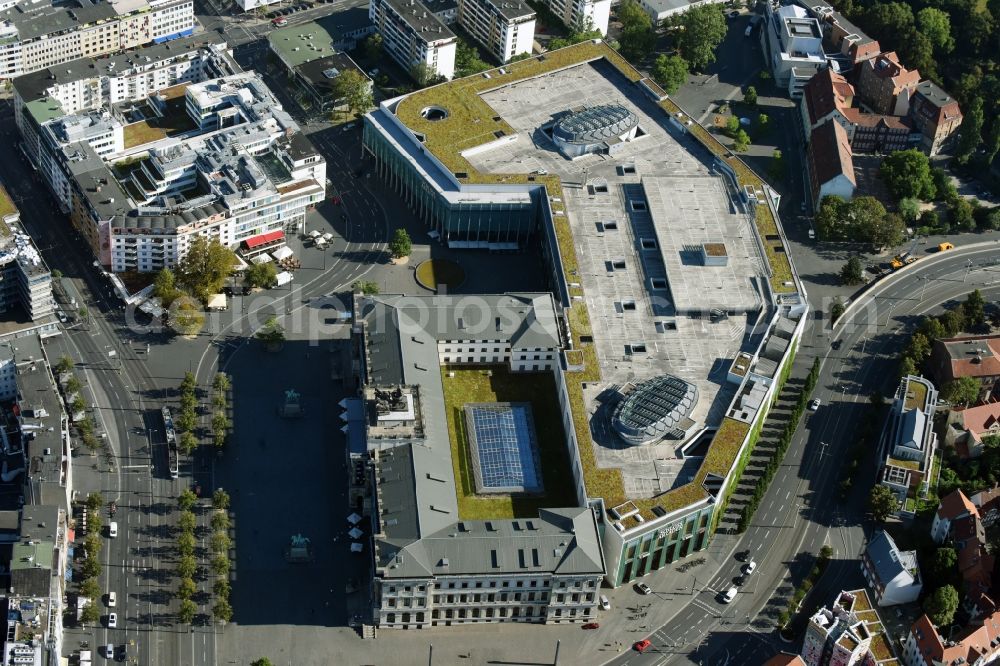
[
  {"x1": 387, "y1": 41, "x2": 795, "y2": 528},
  {"x1": 441, "y1": 365, "x2": 578, "y2": 520}
]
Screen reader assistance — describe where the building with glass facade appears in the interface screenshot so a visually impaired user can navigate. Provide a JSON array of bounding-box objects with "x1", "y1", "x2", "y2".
[{"x1": 360, "y1": 42, "x2": 807, "y2": 590}]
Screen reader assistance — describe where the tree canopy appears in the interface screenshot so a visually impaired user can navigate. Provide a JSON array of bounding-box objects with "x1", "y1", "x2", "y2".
[
  {"x1": 333, "y1": 69, "x2": 373, "y2": 115},
  {"x1": 389, "y1": 228, "x2": 412, "y2": 259},
  {"x1": 840, "y1": 256, "x2": 864, "y2": 285},
  {"x1": 244, "y1": 261, "x2": 278, "y2": 290},
  {"x1": 617, "y1": 0, "x2": 657, "y2": 61},
  {"x1": 869, "y1": 484, "x2": 900, "y2": 521},
  {"x1": 176, "y1": 237, "x2": 237, "y2": 304},
  {"x1": 924, "y1": 585, "x2": 959, "y2": 627},
  {"x1": 676, "y1": 5, "x2": 728, "y2": 71},
  {"x1": 943, "y1": 376, "x2": 981, "y2": 406},
  {"x1": 454, "y1": 39, "x2": 490, "y2": 78},
  {"x1": 879, "y1": 150, "x2": 936, "y2": 201},
  {"x1": 815, "y1": 196, "x2": 903, "y2": 248},
  {"x1": 652, "y1": 54, "x2": 688, "y2": 94}
]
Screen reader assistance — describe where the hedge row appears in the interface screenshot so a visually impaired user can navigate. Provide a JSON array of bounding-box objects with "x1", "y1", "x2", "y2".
[
  {"x1": 777, "y1": 545, "x2": 834, "y2": 632},
  {"x1": 737, "y1": 358, "x2": 821, "y2": 532}
]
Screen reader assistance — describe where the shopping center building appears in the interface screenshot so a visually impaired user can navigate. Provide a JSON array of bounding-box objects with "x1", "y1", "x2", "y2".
[{"x1": 361, "y1": 41, "x2": 808, "y2": 591}]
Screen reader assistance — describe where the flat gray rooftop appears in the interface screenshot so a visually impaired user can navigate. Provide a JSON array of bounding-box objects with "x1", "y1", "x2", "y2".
[
  {"x1": 469, "y1": 62, "x2": 771, "y2": 499},
  {"x1": 643, "y1": 175, "x2": 765, "y2": 314}
]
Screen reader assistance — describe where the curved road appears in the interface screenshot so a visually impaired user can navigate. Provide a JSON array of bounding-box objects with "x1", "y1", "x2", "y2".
[{"x1": 607, "y1": 242, "x2": 1000, "y2": 665}]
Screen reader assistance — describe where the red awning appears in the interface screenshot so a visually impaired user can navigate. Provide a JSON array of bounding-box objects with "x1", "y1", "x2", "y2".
[{"x1": 243, "y1": 230, "x2": 284, "y2": 250}]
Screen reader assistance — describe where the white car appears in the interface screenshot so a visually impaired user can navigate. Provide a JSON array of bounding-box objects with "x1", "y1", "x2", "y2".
[
  {"x1": 743, "y1": 560, "x2": 757, "y2": 575},
  {"x1": 107, "y1": 591, "x2": 116, "y2": 607},
  {"x1": 808, "y1": 399, "x2": 821, "y2": 412},
  {"x1": 721, "y1": 587, "x2": 737, "y2": 603},
  {"x1": 108, "y1": 522, "x2": 118, "y2": 538},
  {"x1": 107, "y1": 613, "x2": 117, "y2": 628},
  {"x1": 599, "y1": 594, "x2": 611, "y2": 611},
  {"x1": 635, "y1": 582, "x2": 653, "y2": 595},
  {"x1": 105, "y1": 644, "x2": 115, "y2": 659}
]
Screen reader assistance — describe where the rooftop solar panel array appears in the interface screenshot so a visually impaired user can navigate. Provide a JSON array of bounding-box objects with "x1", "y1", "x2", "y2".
[{"x1": 465, "y1": 402, "x2": 544, "y2": 495}]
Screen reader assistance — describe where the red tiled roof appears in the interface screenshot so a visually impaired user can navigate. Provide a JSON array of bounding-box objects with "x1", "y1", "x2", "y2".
[
  {"x1": 849, "y1": 39, "x2": 881, "y2": 63},
  {"x1": 803, "y1": 69, "x2": 855, "y2": 126},
  {"x1": 936, "y1": 336, "x2": 1000, "y2": 381},
  {"x1": 841, "y1": 108, "x2": 909, "y2": 129},
  {"x1": 242, "y1": 229, "x2": 284, "y2": 250},
  {"x1": 958, "y1": 402, "x2": 1000, "y2": 438},
  {"x1": 809, "y1": 121, "x2": 856, "y2": 187},
  {"x1": 939, "y1": 489, "x2": 978, "y2": 521}
]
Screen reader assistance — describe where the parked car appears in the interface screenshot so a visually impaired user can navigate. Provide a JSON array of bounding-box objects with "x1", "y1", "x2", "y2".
[
  {"x1": 599, "y1": 595, "x2": 611, "y2": 610},
  {"x1": 583, "y1": 622, "x2": 600, "y2": 630},
  {"x1": 808, "y1": 398, "x2": 821, "y2": 411},
  {"x1": 938, "y1": 242, "x2": 955, "y2": 252},
  {"x1": 634, "y1": 582, "x2": 653, "y2": 595},
  {"x1": 271, "y1": 16, "x2": 287, "y2": 26},
  {"x1": 108, "y1": 522, "x2": 118, "y2": 538},
  {"x1": 633, "y1": 639, "x2": 652, "y2": 653}
]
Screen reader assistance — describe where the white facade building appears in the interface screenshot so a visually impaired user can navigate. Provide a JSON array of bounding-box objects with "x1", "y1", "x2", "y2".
[
  {"x1": 761, "y1": 3, "x2": 826, "y2": 92},
  {"x1": 370, "y1": 0, "x2": 457, "y2": 80},
  {"x1": 0, "y1": 0, "x2": 194, "y2": 80},
  {"x1": 457, "y1": 0, "x2": 534, "y2": 63},
  {"x1": 542, "y1": 0, "x2": 610, "y2": 35},
  {"x1": 14, "y1": 49, "x2": 325, "y2": 273}
]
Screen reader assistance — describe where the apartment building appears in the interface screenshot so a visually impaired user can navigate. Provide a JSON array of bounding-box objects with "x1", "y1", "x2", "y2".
[
  {"x1": 542, "y1": 0, "x2": 610, "y2": 35},
  {"x1": 930, "y1": 335, "x2": 1000, "y2": 403},
  {"x1": 861, "y1": 531, "x2": 922, "y2": 607},
  {"x1": 15, "y1": 58, "x2": 325, "y2": 272},
  {"x1": 908, "y1": 80, "x2": 964, "y2": 157},
  {"x1": 878, "y1": 375, "x2": 939, "y2": 515},
  {"x1": 808, "y1": 121, "x2": 855, "y2": 207},
  {"x1": 0, "y1": 187, "x2": 54, "y2": 321},
  {"x1": 12, "y1": 34, "x2": 235, "y2": 126},
  {"x1": 0, "y1": 0, "x2": 194, "y2": 80},
  {"x1": 855, "y1": 52, "x2": 919, "y2": 116},
  {"x1": 802, "y1": 590, "x2": 874, "y2": 665},
  {"x1": 370, "y1": 0, "x2": 457, "y2": 80},
  {"x1": 457, "y1": 0, "x2": 534, "y2": 63},
  {"x1": 761, "y1": 3, "x2": 826, "y2": 94},
  {"x1": 902, "y1": 611, "x2": 1000, "y2": 666}
]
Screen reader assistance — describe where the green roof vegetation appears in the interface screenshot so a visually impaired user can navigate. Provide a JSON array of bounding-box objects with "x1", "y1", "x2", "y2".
[
  {"x1": 887, "y1": 457, "x2": 921, "y2": 471},
  {"x1": 123, "y1": 120, "x2": 167, "y2": 149},
  {"x1": 392, "y1": 41, "x2": 792, "y2": 523},
  {"x1": 0, "y1": 185, "x2": 18, "y2": 220},
  {"x1": 904, "y1": 379, "x2": 928, "y2": 411},
  {"x1": 441, "y1": 365, "x2": 578, "y2": 519}
]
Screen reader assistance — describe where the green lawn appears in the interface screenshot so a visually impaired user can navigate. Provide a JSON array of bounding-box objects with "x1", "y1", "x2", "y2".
[{"x1": 441, "y1": 365, "x2": 578, "y2": 519}]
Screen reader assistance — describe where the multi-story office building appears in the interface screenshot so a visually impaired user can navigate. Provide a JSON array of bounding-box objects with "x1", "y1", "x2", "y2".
[
  {"x1": 457, "y1": 0, "x2": 534, "y2": 63},
  {"x1": 14, "y1": 48, "x2": 325, "y2": 272},
  {"x1": 855, "y1": 51, "x2": 919, "y2": 116},
  {"x1": 0, "y1": 0, "x2": 194, "y2": 80},
  {"x1": 370, "y1": 0, "x2": 457, "y2": 80},
  {"x1": 542, "y1": 0, "x2": 610, "y2": 34},
  {"x1": 353, "y1": 293, "x2": 603, "y2": 629},
  {"x1": 362, "y1": 42, "x2": 808, "y2": 591}
]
